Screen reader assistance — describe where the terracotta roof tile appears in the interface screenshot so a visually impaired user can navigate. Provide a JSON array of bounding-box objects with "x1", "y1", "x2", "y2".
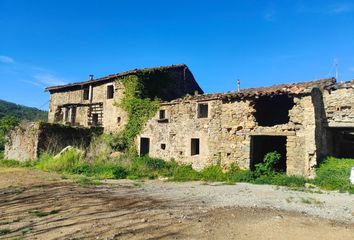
[
  {"x1": 162, "y1": 78, "x2": 336, "y2": 105},
  {"x1": 45, "y1": 64, "x2": 187, "y2": 92}
]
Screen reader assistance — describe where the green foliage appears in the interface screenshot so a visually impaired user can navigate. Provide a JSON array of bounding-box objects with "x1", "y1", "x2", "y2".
[
  {"x1": 313, "y1": 156, "x2": 354, "y2": 193},
  {"x1": 200, "y1": 165, "x2": 226, "y2": 182},
  {"x1": 0, "y1": 228, "x2": 10, "y2": 236},
  {"x1": 109, "y1": 75, "x2": 160, "y2": 154},
  {"x1": 271, "y1": 174, "x2": 306, "y2": 187},
  {"x1": 0, "y1": 99, "x2": 47, "y2": 121},
  {"x1": 254, "y1": 151, "x2": 281, "y2": 177},
  {"x1": 170, "y1": 164, "x2": 201, "y2": 181},
  {"x1": 0, "y1": 115, "x2": 20, "y2": 150},
  {"x1": 29, "y1": 209, "x2": 60, "y2": 217},
  {"x1": 36, "y1": 150, "x2": 82, "y2": 172},
  {"x1": 0, "y1": 151, "x2": 3, "y2": 160}
]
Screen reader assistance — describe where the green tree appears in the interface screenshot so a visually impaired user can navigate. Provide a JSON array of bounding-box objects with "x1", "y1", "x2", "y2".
[{"x1": 0, "y1": 115, "x2": 20, "y2": 151}]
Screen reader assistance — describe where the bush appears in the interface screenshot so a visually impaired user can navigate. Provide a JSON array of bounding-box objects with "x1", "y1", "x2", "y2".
[
  {"x1": 271, "y1": 174, "x2": 306, "y2": 187},
  {"x1": 171, "y1": 164, "x2": 201, "y2": 181},
  {"x1": 313, "y1": 156, "x2": 354, "y2": 193},
  {"x1": 0, "y1": 151, "x2": 4, "y2": 160},
  {"x1": 201, "y1": 165, "x2": 226, "y2": 182},
  {"x1": 36, "y1": 150, "x2": 82, "y2": 172},
  {"x1": 254, "y1": 151, "x2": 281, "y2": 177},
  {"x1": 112, "y1": 165, "x2": 128, "y2": 179},
  {"x1": 0, "y1": 115, "x2": 20, "y2": 151},
  {"x1": 0, "y1": 159, "x2": 20, "y2": 167}
]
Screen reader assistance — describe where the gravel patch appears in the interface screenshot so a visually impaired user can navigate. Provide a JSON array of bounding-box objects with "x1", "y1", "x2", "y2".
[{"x1": 131, "y1": 180, "x2": 354, "y2": 223}]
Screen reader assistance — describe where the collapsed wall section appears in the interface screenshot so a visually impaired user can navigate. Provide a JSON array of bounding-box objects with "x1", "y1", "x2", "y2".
[{"x1": 4, "y1": 122, "x2": 101, "y2": 161}]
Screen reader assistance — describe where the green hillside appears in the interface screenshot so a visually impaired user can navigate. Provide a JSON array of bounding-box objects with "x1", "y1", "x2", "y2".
[{"x1": 0, "y1": 99, "x2": 48, "y2": 121}]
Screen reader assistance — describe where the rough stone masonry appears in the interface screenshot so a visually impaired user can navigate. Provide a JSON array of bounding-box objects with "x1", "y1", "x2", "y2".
[{"x1": 5, "y1": 64, "x2": 354, "y2": 178}]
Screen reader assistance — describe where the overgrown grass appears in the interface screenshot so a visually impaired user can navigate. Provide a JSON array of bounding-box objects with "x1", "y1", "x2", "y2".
[
  {"x1": 1, "y1": 149, "x2": 353, "y2": 193},
  {"x1": 313, "y1": 156, "x2": 354, "y2": 194}
]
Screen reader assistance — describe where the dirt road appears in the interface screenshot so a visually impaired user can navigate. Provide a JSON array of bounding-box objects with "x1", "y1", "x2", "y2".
[{"x1": 0, "y1": 167, "x2": 353, "y2": 240}]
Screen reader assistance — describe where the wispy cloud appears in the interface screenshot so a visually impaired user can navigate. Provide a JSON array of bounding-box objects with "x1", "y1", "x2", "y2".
[
  {"x1": 33, "y1": 73, "x2": 66, "y2": 86},
  {"x1": 0, "y1": 55, "x2": 15, "y2": 64},
  {"x1": 0, "y1": 56, "x2": 67, "y2": 88},
  {"x1": 297, "y1": 2, "x2": 353, "y2": 15}
]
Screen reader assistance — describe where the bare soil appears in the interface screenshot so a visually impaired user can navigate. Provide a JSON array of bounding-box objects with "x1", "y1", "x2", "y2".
[{"x1": 0, "y1": 167, "x2": 353, "y2": 240}]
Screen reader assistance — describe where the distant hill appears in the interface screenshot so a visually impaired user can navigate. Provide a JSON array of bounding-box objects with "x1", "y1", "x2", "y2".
[{"x1": 0, "y1": 99, "x2": 48, "y2": 121}]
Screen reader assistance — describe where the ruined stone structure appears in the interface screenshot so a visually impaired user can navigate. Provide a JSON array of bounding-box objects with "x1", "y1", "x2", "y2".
[
  {"x1": 46, "y1": 64, "x2": 202, "y2": 133},
  {"x1": 5, "y1": 122, "x2": 100, "y2": 160},
  {"x1": 5, "y1": 64, "x2": 354, "y2": 177}
]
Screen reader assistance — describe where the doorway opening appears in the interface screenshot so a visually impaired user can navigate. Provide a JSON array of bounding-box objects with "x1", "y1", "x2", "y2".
[
  {"x1": 327, "y1": 128, "x2": 354, "y2": 158},
  {"x1": 250, "y1": 135, "x2": 287, "y2": 172},
  {"x1": 140, "y1": 137, "x2": 150, "y2": 156}
]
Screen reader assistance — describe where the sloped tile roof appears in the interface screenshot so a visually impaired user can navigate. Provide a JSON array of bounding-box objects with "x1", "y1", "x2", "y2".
[{"x1": 162, "y1": 78, "x2": 336, "y2": 104}]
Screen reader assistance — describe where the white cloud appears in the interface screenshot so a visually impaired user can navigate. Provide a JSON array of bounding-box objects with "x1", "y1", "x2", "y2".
[
  {"x1": 33, "y1": 73, "x2": 67, "y2": 86},
  {"x1": 0, "y1": 55, "x2": 15, "y2": 64}
]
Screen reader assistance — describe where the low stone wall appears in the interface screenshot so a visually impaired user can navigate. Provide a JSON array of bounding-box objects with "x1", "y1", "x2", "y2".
[{"x1": 4, "y1": 122, "x2": 102, "y2": 161}]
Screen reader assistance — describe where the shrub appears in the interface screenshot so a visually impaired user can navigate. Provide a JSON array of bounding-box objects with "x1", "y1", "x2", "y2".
[
  {"x1": 112, "y1": 165, "x2": 128, "y2": 179},
  {"x1": 0, "y1": 159, "x2": 20, "y2": 167},
  {"x1": 313, "y1": 156, "x2": 354, "y2": 193},
  {"x1": 225, "y1": 163, "x2": 253, "y2": 182},
  {"x1": 254, "y1": 151, "x2": 281, "y2": 177},
  {"x1": 171, "y1": 164, "x2": 201, "y2": 181},
  {"x1": 36, "y1": 149, "x2": 82, "y2": 172},
  {"x1": 271, "y1": 174, "x2": 306, "y2": 187},
  {"x1": 200, "y1": 165, "x2": 226, "y2": 182}
]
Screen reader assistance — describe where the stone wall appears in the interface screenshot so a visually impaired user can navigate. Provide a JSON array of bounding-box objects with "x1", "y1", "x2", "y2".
[
  {"x1": 48, "y1": 81, "x2": 127, "y2": 133},
  {"x1": 47, "y1": 66, "x2": 203, "y2": 133},
  {"x1": 323, "y1": 83, "x2": 354, "y2": 127},
  {"x1": 139, "y1": 91, "x2": 322, "y2": 177},
  {"x1": 5, "y1": 122, "x2": 101, "y2": 161}
]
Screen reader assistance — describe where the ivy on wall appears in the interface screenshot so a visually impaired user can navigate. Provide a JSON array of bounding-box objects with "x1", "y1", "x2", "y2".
[{"x1": 109, "y1": 74, "x2": 160, "y2": 154}]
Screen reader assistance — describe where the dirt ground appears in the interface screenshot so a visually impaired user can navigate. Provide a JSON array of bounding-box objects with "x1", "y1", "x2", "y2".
[{"x1": 0, "y1": 167, "x2": 354, "y2": 240}]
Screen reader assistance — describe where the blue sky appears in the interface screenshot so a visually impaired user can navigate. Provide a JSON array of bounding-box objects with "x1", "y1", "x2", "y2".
[{"x1": 1, "y1": 0, "x2": 354, "y2": 110}]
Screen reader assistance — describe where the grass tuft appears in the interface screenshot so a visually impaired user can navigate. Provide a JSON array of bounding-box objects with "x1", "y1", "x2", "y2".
[{"x1": 313, "y1": 156, "x2": 354, "y2": 193}]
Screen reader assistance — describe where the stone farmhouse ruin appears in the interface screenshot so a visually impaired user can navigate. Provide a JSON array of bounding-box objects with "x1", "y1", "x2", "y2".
[{"x1": 5, "y1": 64, "x2": 354, "y2": 177}]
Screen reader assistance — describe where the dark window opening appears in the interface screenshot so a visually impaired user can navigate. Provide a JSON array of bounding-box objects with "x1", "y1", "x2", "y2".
[
  {"x1": 70, "y1": 107, "x2": 77, "y2": 125},
  {"x1": 159, "y1": 110, "x2": 166, "y2": 119},
  {"x1": 250, "y1": 136, "x2": 287, "y2": 172},
  {"x1": 140, "y1": 138, "x2": 150, "y2": 156},
  {"x1": 161, "y1": 143, "x2": 166, "y2": 150},
  {"x1": 83, "y1": 88, "x2": 89, "y2": 100},
  {"x1": 197, "y1": 103, "x2": 208, "y2": 118},
  {"x1": 327, "y1": 128, "x2": 354, "y2": 158},
  {"x1": 117, "y1": 117, "x2": 121, "y2": 124},
  {"x1": 107, "y1": 85, "x2": 114, "y2": 99},
  {"x1": 64, "y1": 108, "x2": 69, "y2": 123},
  {"x1": 92, "y1": 114, "x2": 99, "y2": 126},
  {"x1": 253, "y1": 95, "x2": 294, "y2": 126},
  {"x1": 191, "y1": 138, "x2": 200, "y2": 156}
]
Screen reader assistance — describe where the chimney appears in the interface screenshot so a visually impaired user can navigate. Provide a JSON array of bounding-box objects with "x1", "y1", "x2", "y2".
[
  {"x1": 237, "y1": 79, "x2": 241, "y2": 92},
  {"x1": 89, "y1": 74, "x2": 94, "y2": 81}
]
